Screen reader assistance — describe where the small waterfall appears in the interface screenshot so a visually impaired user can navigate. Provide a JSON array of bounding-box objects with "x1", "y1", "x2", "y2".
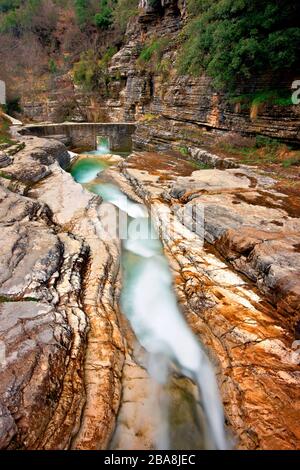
[
  {"x1": 81, "y1": 136, "x2": 110, "y2": 156},
  {"x1": 121, "y1": 215, "x2": 227, "y2": 450},
  {"x1": 96, "y1": 136, "x2": 110, "y2": 154},
  {"x1": 70, "y1": 156, "x2": 228, "y2": 450}
]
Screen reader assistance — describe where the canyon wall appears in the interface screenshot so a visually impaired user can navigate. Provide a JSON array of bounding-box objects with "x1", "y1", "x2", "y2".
[{"x1": 20, "y1": 0, "x2": 300, "y2": 151}]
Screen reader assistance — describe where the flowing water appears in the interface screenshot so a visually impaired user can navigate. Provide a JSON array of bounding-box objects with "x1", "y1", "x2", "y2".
[{"x1": 71, "y1": 147, "x2": 228, "y2": 450}]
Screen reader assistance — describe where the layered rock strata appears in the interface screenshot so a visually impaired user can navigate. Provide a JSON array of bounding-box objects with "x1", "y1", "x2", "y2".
[
  {"x1": 114, "y1": 151, "x2": 300, "y2": 449},
  {"x1": 1, "y1": 132, "x2": 300, "y2": 450},
  {"x1": 16, "y1": 1, "x2": 300, "y2": 149},
  {"x1": 0, "y1": 135, "x2": 125, "y2": 449}
]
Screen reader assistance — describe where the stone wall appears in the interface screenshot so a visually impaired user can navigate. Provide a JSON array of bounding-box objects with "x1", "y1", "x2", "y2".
[{"x1": 21, "y1": 122, "x2": 136, "y2": 152}]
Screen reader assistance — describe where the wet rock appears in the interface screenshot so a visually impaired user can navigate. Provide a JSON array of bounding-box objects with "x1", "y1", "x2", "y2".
[
  {"x1": 0, "y1": 134, "x2": 124, "y2": 450},
  {"x1": 121, "y1": 152, "x2": 300, "y2": 450}
]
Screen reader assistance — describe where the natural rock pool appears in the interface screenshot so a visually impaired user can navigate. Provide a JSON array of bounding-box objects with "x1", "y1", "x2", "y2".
[{"x1": 70, "y1": 153, "x2": 227, "y2": 450}]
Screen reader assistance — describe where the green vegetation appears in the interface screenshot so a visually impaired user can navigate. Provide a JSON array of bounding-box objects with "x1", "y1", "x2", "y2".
[
  {"x1": 0, "y1": 0, "x2": 58, "y2": 36},
  {"x1": 74, "y1": 0, "x2": 120, "y2": 30},
  {"x1": 74, "y1": 0, "x2": 92, "y2": 27},
  {"x1": 140, "y1": 37, "x2": 169, "y2": 63},
  {"x1": 0, "y1": 170, "x2": 13, "y2": 179},
  {"x1": 0, "y1": 0, "x2": 136, "y2": 33},
  {"x1": 230, "y1": 89, "x2": 293, "y2": 109},
  {"x1": 48, "y1": 58, "x2": 58, "y2": 74},
  {"x1": 178, "y1": 146, "x2": 189, "y2": 156},
  {"x1": 281, "y1": 157, "x2": 300, "y2": 168},
  {"x1": 141, "y1": 113, "x2": 157, "y2": 121},
  {"x1": 0, "y1": 0, "x2": 21, "y2": 14},
  {"x1": 73, "y1": 46, "x2": 117, "y2": 91},
  {"x1": 2, "y1": 97, "x2": 21, "y2": 117},
  {"x1": 94, "y1": 0, "x2": 114, "y2": 29},
  {"x1": 138, "y1": 37, "x2": 170, "y2": 67},
  {"x1": 0, "y1": 115, "x2": 14, "y2": 145},
  {"x1": 217, "y1": 134, "x2": 300, "y2": 168},
  {"x1": 178, "y1": 146, "x2": 215, "y2": 169},
  {"x1": 189, "y1": 160, "x2": 213, "y2": 170},
  {"x1": 177, "y1": 0, "x2": 300, "y2": 89},
  {"x1": 0, "y1": 295, "x2": 39, "y2": 302},
  {"x1": 218, "y1": 135, "x2": 281, "y2": 163},
  {"x1": 112, "y1": 0, "x2": 138, "y2": 33}
]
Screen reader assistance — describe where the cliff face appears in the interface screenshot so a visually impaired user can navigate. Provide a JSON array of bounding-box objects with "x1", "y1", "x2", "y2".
[
  {"x1": 107, "y1": 1, "x2": 300, "y2": 148},
  {"x1": 21, "y1": 0, "x2": 300, "y2": 149}
]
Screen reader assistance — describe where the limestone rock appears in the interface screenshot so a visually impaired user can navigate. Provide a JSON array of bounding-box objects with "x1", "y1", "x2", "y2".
[
  {"x1": 0, "y1": 134, "x2": 124, "y2": 450},
  {"x1": 2, "y1": 136, "x2": 70, "y2": 183},
  {"x1": 121, "y1": 151, "x2": 300, "y2": 449},
  {"x1": 0, "y1": 152, "x2": 12, "y2": 168}
]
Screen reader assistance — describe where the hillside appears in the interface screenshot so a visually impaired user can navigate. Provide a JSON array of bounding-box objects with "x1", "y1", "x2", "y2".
[{"x1": 0, "y1": 1, "x2": 299, "y2": 124}]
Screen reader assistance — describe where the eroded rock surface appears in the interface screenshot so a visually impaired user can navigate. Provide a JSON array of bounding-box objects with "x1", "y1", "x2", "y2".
[
  {"x1": 0, "y1": 136, "x2": 125, "y2": 450},
  {"x1": 1, "y1": 132, "x2": 300, "y2": 451},
  {"x1": 119, "y1": 151, "x2": 300, "y2": 449}
]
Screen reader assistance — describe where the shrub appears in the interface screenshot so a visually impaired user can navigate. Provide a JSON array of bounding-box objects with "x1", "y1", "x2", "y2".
[
  {"x1": 3, "y1": 96, "x2": 21, "y2": 116},
  {"x1": 52, "y1": 99, "x2": 79, "y2": 123},
  {"x1": 74, "y1": 0, "x2": 92, "y2": 27},
  {"x1": 178, "y1": 146, "x2": 189, "y2": 156},
  {"x1": 177, "y1": 0, "x2": 300, "y2": 89},
  {"x1": 281, "y1": 157, "x2": 300, "y2": 168},
  {"x1": 48, "y1": 58, "x2": 58, "y2": 74},
  {"x1": 216, "y1": 132, "x2": 256, "y2": 149},
  {"x1": 138, "y1": 37, "x2": 170, "y2": 68},
  {"x1": 112, "y1": 0, "x2": 138, "y2": 33},
  {"x1": 73, "y1": 47, "x2": 117, "y2": 91},
  {"x1": 255, "y1": 135, "x2": 280, "y2": 149},
  {"x1": 94, "y1": 0, "x2": 114, "y2": 29}
]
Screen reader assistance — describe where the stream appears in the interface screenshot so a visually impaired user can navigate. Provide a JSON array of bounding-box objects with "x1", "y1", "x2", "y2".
[{"x1": 70, "y1": 143, "x2": 228, "y2": 450}]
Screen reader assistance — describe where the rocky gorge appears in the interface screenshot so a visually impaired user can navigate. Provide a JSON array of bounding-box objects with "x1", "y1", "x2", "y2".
[
  {"x1": 0, "y1": 118, "x2": 299, "y2": 450},
  {"x1": 20, "y1": 1, "x2": 300, "y2": 151},
  {"x1": 0, "y1": 0, "x2": 300, "y2": 454}
]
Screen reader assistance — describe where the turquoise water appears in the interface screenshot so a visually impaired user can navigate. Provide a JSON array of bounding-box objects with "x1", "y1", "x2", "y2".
[
  {"x1": 81, "y1": 137, "x2": 129, "y2": 158},
  {"x1": 70, "y1": 155, "x2": 227, "y2": 450},
  {"x1": 71, "y1": 158, "x2": 108, "y2": 184}
]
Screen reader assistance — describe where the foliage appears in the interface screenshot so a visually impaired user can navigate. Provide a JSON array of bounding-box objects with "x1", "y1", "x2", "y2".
[
  {"x1": 0, "y1": 0, "x2": 21, "y2": 14},
  {"x1": 94, "y1": 0, "x2": 114, "y2": 29},
  {"x1": 230, "y1": 89, "x2": 293, "y2": 108},
  {"x1": 112, "y1": 0, "x2": 138, "y2": 33},
  {"x1": 138, "y1": 37, "x2": 170, "y2": 69},
  {"x1": 0, "y1": 0, "x2": 59, "y2": 41},
  {"x1": 177, "y1": 0, "x2": 300, "y2": 89},
  {"x1": 0, "y1": 115, "x2": 13, "y2": 144},
  {"x1": 52, "y1": 98, "x2": 79, "y2": 122},
  {"x1": 189, "y1": 160, "x2": 213, "y2": 170},
  {"x1": 141, "y1": 113, "x2": 156, "y2": 121},
  {"x1": 74, "y1": 0, "x2": 117, "y2": 30},
  {"x1": 215, "y1": 132, "x2": 300, "y2": 170},
  {"x1": 48, "y1": 58, "x2": 58, "y2": 74},
  {"x1": 281, "y1": 157, "x2": 300, "y2": 168},
  {"x1": 73, "y1": 46, "x2": 117, "y2": 91},
  {"x1": 178, "y1": 146, "x2": 189, "y2": 156},
  {"x1": 74, "y1": 0, "x2": 92, "y2": 27},
  {"x1": 3, "y1": 96, "x2": 21, "y2": 115},
  {"x1": 255, "y1": 135, "x2": 280, "y2": 149},
  {"x1": 0, "y1": 0, "x2": 134, "y2": 34}
]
